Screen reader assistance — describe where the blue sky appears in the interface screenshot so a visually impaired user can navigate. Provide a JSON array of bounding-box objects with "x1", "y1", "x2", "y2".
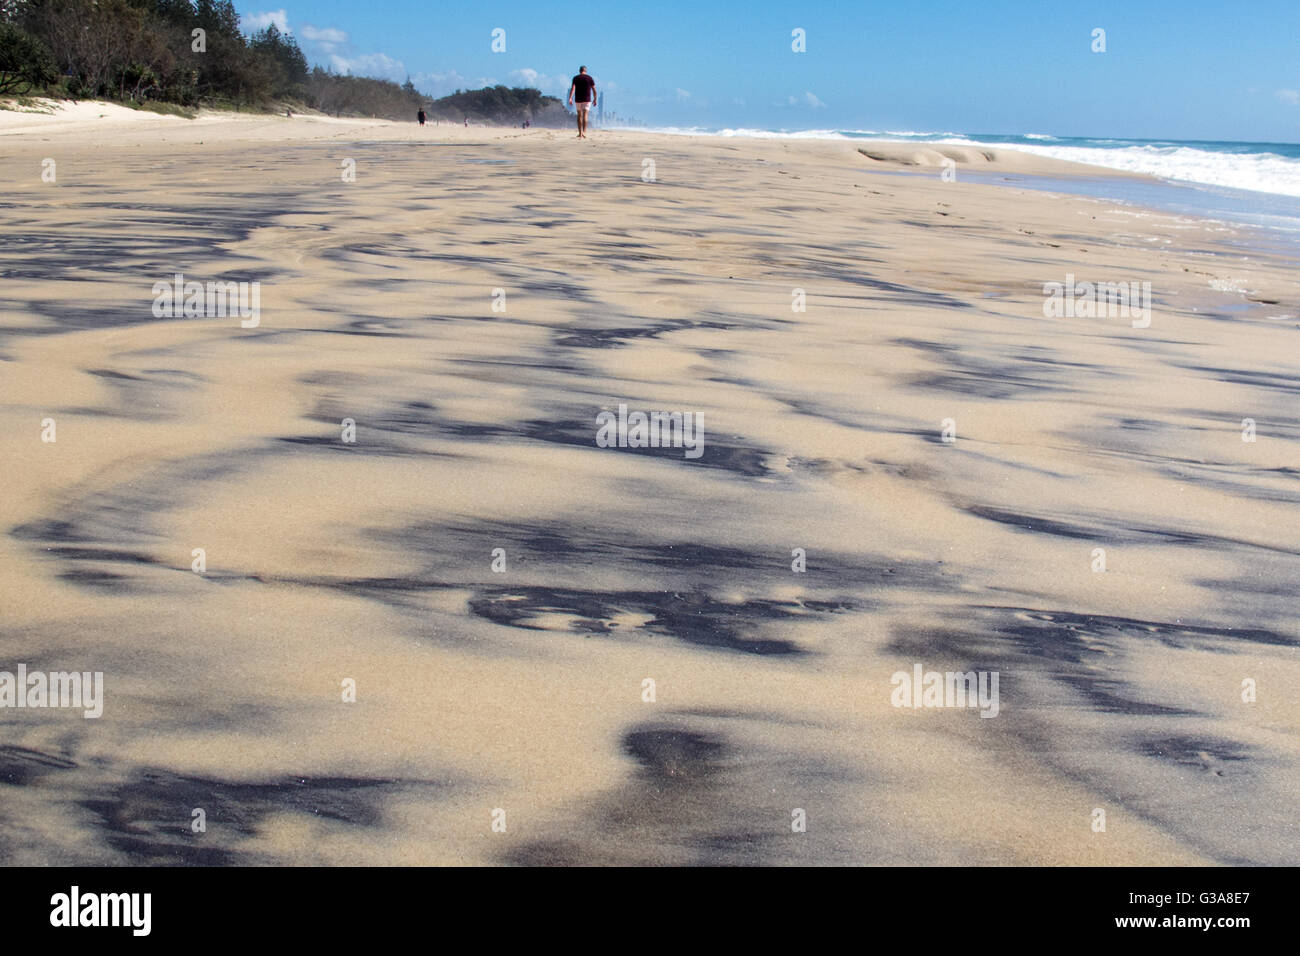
[{"x1": 238, "y1": 1, "x2": 1300, "y2": 142}]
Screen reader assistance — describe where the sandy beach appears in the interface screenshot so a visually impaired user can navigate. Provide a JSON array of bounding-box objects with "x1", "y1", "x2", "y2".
[{"x1": 1, "y1": 104, "x2": 1297, "y2": 865}]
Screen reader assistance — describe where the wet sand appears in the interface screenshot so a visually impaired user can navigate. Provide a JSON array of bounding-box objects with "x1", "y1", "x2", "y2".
[{"x1": 1, "y1": 111, "x2": 1298, "y2": 865}]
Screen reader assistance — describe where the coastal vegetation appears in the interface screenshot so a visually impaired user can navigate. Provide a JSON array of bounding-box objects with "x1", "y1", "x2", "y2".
[{"x1": 0, "y1": 0, "x2": 566, "y2": 122}]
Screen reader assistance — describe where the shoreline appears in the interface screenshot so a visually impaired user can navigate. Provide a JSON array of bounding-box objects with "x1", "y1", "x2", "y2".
[{"x1": 6, "y1": 97, "x2": 1296, "y2": 257}]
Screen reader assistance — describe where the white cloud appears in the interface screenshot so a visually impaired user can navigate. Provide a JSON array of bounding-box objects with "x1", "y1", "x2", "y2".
[
  {"x1": 300, "y1": 24, "x2": 347, "y2": 54},
  {"x1": 411, "y1": 70, "x2": 496, "y2": 97},
  {"x1": 507, "y1": 68, "x2": 570, "y2": 94},
  {"x1": 776, "y1": 92, "x2": 826, "y2": 109},
  {"x1": 1276, "y1": 89, "x2": 1300, "y2": 105},
  {"x1": 329, "y1": 52, "x2": 408, "y2": 82},
  {"x1": 301, "y1": 25, "x2": 346, "y2": 44},
  {"x1": 295, "y1": 23, "x2": 414, "y2": 84},
  {"x1": 676, "y1": 88, "x2": 692, "y2": 101},
  {"x1": 241, "y1": 9, "x2": 290, "y2": 33}
]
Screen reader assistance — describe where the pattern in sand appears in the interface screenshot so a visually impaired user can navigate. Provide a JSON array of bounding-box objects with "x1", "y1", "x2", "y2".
[{"x1": 0, "y1": 122, "x2": 1297, "y2": 864}]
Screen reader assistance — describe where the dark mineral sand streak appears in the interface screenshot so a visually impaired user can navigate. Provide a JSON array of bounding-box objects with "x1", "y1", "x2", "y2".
[{"x1": 0, "y1": 126, "x2": 1297, "y2": 865}]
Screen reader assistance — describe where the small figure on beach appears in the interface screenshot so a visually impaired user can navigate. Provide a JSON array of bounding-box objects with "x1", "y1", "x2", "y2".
[
  {"x1": 568, "y1": 66, "x2": 596, "y2": 138},
  {"x1": 418, "y1": 108, "x2": 426, "y2": 126}
]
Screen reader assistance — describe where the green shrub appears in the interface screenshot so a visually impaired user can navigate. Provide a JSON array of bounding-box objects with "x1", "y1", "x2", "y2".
[{"x1": 0, "y1": 21, "x2": 56, "y2": 95}]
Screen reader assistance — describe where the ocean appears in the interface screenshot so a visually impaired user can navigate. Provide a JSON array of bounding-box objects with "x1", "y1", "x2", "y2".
[{"x1": 635, "y1": 127, "x2": 1300, "y2": 248}]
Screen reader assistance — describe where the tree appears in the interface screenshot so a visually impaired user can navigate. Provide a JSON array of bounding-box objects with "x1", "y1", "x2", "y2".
[
  {"x1": 1, "y1": 0, "x2": 31, "y2": 24},
  {"x1": 0, "y1": 20, "x2": 56, "y2": 93},
  {"x1": 192, "y1": 0, "x2": 236, "y2": 39},
  {"x1": 249, "y1": 22, "x2": 306, "y2": 98}
]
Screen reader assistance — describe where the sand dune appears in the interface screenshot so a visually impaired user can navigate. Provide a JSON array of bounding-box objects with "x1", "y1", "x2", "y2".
[{"x1": 0, "y1": 107, "x2": 1297, "y2": 865}]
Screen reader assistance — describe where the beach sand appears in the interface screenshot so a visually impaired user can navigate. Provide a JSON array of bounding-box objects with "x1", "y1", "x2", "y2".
[{"x1": 1, "y1": 105, "x2": 1297, "y2": 865}]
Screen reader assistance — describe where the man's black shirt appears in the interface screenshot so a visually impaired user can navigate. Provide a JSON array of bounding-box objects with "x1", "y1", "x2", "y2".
[{"x1": 572, "y1": 73, "x2": 595, "y2": 103}]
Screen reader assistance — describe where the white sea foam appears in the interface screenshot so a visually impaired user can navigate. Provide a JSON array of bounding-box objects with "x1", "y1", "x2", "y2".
[
  {"x1": 626, "y1": 125, "x2": 1300, "y2": 198},
  {"x1": 1208, "y1": 277, "x2": 1258, "y2": 294},
  {"x1": 963, "y1": 142, "x2": 1300, "y2": 198}
]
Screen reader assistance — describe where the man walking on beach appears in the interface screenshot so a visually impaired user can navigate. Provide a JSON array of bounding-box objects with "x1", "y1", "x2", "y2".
[{"x1": 568, "y1": 66, "x2": 596, "y2": 138}]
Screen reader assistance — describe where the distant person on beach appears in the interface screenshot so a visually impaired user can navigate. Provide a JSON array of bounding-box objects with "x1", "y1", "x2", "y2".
[
  {"x1": 417, "y1": 109, "x2": 426, "y2": 126},
  {"x1": 568, "y1": 66, "x2": 596, "y2": 138}
]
